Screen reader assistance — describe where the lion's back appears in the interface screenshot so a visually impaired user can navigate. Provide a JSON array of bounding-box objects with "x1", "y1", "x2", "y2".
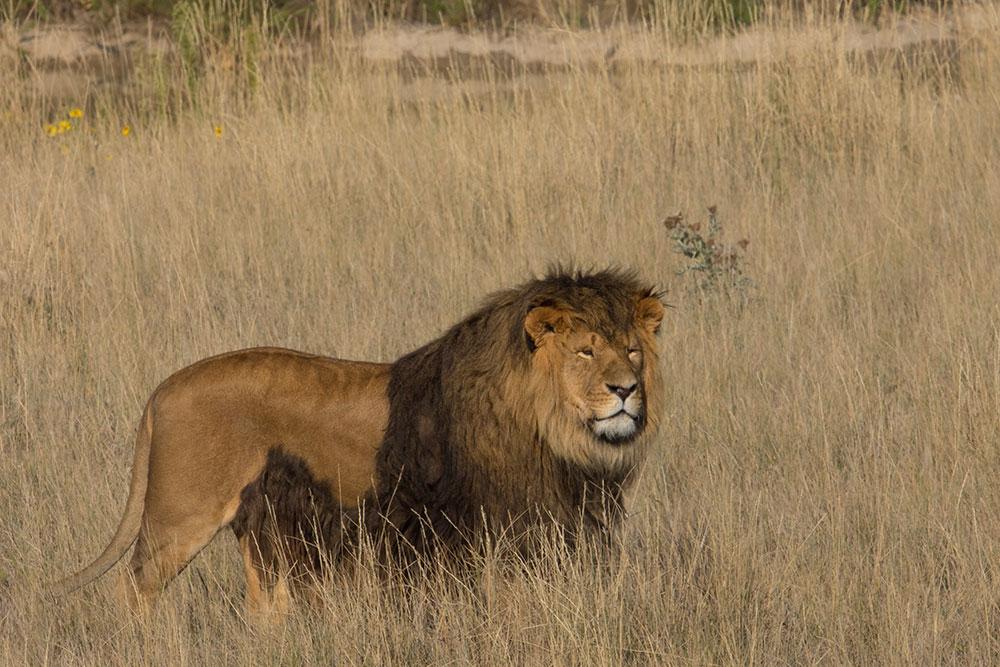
[{"x1": 146, "y1": 347, "x2": 392, "y2": 513}]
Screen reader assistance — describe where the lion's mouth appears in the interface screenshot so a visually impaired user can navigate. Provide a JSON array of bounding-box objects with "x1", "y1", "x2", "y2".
[
  {"x1": 589, "y1": 410, "x2": 643, "y2": 445},
  {"x1": 594, "y1": 409, "x2": 639, "y2": 423}
]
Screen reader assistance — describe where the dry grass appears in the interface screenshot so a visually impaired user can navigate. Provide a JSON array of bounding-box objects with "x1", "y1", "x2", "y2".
[{"x1": 2, "y1": 6, "x2": 1000, "y2": 664}]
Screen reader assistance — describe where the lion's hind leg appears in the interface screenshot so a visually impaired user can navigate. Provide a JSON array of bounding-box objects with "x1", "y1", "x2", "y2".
[{"x1": 120, "y1": 515, "x2": 226, "y2": 615}]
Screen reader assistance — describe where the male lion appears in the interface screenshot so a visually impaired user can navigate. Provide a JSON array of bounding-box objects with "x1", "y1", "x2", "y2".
[{"x1": 55, "y1": 269, "x2": 665, "y2": 616}]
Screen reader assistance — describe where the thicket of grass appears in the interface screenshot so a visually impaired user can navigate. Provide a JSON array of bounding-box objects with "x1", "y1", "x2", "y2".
[
  {"x1": 2, "y1": 4, "x2": 999, "y2": 664},
  {"x1": 3, "y1": 0, "x2": 955, "y2": 28}
]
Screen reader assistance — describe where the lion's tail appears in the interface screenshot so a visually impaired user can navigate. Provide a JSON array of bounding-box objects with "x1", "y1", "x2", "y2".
[{"x1": 50, "y1": 401, "x2": 154, "y2": 596}]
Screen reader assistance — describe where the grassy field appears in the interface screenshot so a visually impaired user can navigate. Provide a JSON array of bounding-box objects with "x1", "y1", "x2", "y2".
[{"x1": 2, "y1": 6, "x2": 1000, "y2": 664}]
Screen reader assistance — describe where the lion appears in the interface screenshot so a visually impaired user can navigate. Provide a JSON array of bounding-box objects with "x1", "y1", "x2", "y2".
[{"x1": 53, "y1": 269, "x2": 665, "y2": 617}]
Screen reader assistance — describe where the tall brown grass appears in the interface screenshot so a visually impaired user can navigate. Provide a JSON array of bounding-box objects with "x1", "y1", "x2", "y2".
[{"x1": 2, "y1": 7, "x2": 999, "y2": 664}]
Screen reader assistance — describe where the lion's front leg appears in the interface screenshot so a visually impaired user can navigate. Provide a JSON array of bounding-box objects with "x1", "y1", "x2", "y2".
[{"x1": 238, "y1": 534, "x2": 294, "y2": 623}]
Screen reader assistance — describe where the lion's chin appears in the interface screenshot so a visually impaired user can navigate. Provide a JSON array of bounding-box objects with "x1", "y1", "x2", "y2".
[{"x1": 590, "y1": 412, "x2": 642, "y2": 445}]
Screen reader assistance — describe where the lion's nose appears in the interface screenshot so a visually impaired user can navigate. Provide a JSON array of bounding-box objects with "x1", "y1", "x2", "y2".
[{"x1": 607, "y1": 383, "x2": 636, "y2": 400}]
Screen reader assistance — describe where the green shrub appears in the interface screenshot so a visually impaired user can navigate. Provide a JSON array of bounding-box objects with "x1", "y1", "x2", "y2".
[{"x1": 663, "y1": 206, "x2": 753, "y2": 301}]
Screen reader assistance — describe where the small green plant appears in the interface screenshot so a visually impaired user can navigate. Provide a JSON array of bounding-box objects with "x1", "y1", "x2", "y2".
[
  {"x1": 663, "y1": 205, "x2": 752, "y2": 299},
  {"x1": 167, "y1": 0, "x2": 271, "y2": 107},
  {"x1": 171, "y1": 0, "x2": 203, "y2": 101}
]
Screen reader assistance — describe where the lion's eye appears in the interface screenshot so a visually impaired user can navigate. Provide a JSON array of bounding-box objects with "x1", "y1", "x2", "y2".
[
  {"x1": 627, "y1": 348, "x2": 641, "y2": 359},
  {"x1": 577, "y1": 348, "x2": 594, "y2": 359}
]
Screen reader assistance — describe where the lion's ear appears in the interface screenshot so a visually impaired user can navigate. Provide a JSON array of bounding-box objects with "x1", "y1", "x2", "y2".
[
  {"x1": 636, "y1": 296, "x2": 665, "y2": 335},
  {"x1": 524, "y1": 306, "x2": 571, "y2": 348}
]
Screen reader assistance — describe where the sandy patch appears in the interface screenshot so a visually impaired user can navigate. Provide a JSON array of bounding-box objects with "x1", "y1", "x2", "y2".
[
  {"x1": 360, "y1": 6, "x2": 993, "y2": 67},
  {"x1": 2, "y1": 5, "x2": 995, "y2": 105}
]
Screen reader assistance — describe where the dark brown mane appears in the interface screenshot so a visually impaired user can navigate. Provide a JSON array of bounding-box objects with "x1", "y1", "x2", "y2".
[
  {"x1": 371, "y1": 268, "x2": 662, "y2": 560},
  {"x1": 481, "y1": 267, "x2": 662, "y2": 361}
]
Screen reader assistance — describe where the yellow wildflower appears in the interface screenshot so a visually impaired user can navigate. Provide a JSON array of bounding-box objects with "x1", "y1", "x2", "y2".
[
  {"x1": 69, "y1": 107, "x2": 84, "y2": 118},
  {"x1": 58, "y1": 120, "x2": 72, "y2": 133},
  {"x1": 45, "y1": 124, "x2": 58, "y2": 137},
  {"x1": 213, "y1": 124, "x2": 223, "y2": 138},
  {"x1": 121, "y1": 125, "x2": 131, "y2": 137}
]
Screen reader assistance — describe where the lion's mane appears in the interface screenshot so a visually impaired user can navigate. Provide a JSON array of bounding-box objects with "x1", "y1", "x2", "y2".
[{"x1": 370, "y1": 268, "x2": 664, "y2": 557}]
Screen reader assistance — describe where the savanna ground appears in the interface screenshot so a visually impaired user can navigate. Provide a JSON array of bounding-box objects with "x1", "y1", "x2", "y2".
[{"x1": 2, "y1": 2, "x2": 1000, "y2": 664}]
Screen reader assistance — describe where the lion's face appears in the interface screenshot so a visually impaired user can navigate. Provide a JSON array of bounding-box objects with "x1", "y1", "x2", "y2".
[
  {"x1": 555, "y1": 327, "x2": 648, "y2": 445},
  {"x1": 522, "y1": 295, "x2": 664, "y2": 466}
]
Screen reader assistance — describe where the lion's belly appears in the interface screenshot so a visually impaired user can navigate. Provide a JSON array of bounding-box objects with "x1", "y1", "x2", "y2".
[
  {"x1": 275, "y1": 418, "x2": 383, "y2": 511},
  {"x1": 229, "y1": 446, "x2": 368, "y2": 572}
]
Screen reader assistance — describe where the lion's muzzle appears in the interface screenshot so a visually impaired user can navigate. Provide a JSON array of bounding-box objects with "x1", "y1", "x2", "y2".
[{"x1": 590, "y1": 390, "x2": 645, "y2": 444}]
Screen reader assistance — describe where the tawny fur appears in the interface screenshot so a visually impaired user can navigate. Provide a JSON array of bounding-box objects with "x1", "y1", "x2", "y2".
[{"x1": 53, "y1": 269, "x2": 665, "y2": 616}]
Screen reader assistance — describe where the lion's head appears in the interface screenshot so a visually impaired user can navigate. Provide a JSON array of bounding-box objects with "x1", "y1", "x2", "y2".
[{"x1": 514, "y1": 270, "x2": 665, "y2": 471}]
